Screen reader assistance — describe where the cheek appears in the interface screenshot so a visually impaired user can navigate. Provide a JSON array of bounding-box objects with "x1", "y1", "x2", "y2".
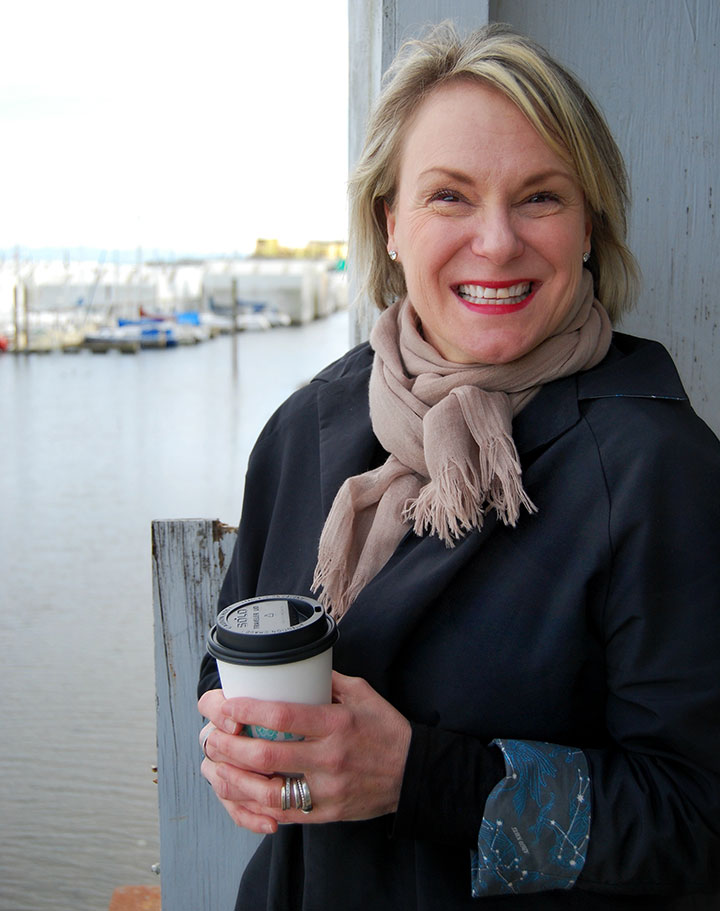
[
  {"x1": 543, "y1": 264, "x2": 586, "y2": 331},
  {"x1": 404, "y1": 220, "x2": 462, "y2": 278},
  {"x1": 400, "y1": 214, "x2": 435, "y2": 250}
]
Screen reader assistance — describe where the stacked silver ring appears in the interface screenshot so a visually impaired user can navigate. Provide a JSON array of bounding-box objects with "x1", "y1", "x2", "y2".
[
  {"x1": 200, "y1": 723, "x2": 216, "y2": 760},
  {"x1": 280, "y1": 775, "x2": 313, "y2": 813}
]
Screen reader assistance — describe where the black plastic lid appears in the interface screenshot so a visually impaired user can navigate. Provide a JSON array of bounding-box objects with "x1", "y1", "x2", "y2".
[{"x1": 206, "y1": 595, "x2": 338, "y2": 666}]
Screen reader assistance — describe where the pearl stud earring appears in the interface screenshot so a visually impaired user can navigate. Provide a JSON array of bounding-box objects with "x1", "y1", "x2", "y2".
[{"x1": 388, "y1": 250, "x2": 398, "y2": 261}]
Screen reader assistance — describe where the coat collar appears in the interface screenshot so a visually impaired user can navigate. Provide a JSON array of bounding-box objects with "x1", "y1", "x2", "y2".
[
  {"x1": 513, "y1": 332, "x2": 687, "y2": 455},
  {"x1": 315, "y1": 332, "x2": 687, "y2": 511},
  {"x1": 577, "y1": 332, "x2": 687, "y2": 401}
]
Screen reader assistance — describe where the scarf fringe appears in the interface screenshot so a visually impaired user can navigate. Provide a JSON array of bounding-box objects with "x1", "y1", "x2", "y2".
[
  {"x1": 312, "y1": 559, "x2": 357, "y2": 619},
  {"x1": 404, "y1": 460, "x2": 483, "y2": 544},
  {"x1": 404, "y1": 437, "x2": 537, "y2": 545},
  {"x1": 311, "y1": 505, "x2": 359, "y2": 618},
  {"x1": 478, "y1": 434, "x2": 538, "y2": 526}
]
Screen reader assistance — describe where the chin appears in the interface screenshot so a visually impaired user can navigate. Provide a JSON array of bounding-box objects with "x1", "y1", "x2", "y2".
[{"x1": 455, "y1": 335, "x2": 536, "y2": 366}]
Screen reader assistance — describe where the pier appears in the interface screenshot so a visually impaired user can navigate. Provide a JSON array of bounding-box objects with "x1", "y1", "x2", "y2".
[{"x1": 108, "y1": 886, "x2": 161, "y2": 911}]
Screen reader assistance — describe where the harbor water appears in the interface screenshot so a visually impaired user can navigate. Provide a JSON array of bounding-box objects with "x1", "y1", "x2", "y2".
[{"x1": 0, "y1": 311, "x2": 351, "y2": 911}]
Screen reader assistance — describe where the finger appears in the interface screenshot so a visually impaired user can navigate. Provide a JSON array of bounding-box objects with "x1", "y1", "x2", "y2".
[
  {"x1": 198, "y1": 688, "x2": 241, "y2": 734},
  {"x1": 213, "y1": 760, "x2": 285, "y2": 812},
  {"x1": 206, "y1": 756, "x2": 316, "y2": 829},
  {"x1": 206, "y1": 741, "x2": 346, "y2": 827},
  {"x1": 202, "y1": 726, "x2": 260, "y2": 767},
  {"x1": 198, "y1": 688, "x2": 225, "y2": 718},
  {"x1": 215, "y1": 764, "x2": 330, "y2": 827},
  {"x1": 219, "y1": 795, "x2": 280, "y2": 835},
  {"x1": 207, "y1": 725, "x2": 320, "y2": 779},
  {"x1": 201, "y1": 758, "x2": 279, "y2": 835},
  {"x1": 221, "y1": 697, "x2": 336, "y2": 740}
]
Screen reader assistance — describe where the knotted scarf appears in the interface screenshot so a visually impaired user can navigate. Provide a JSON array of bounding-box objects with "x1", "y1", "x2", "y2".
[{"x1": 312, "y1": 270, "x2": 611, "y2": 618}]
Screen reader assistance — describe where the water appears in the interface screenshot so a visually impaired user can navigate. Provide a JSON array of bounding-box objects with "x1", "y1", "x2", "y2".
[{"x1": 0, "y1": 311, "x2": 351, "y2": 911}]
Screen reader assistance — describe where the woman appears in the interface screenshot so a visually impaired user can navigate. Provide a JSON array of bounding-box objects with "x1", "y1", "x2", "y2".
[{"x1": 198, "y1": 23, "x2": 720, "y2": 909}]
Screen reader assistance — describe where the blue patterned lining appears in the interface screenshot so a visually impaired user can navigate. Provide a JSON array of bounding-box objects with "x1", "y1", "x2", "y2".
[{"x1": 471, "y1": 739, "x2": 591, "y2": 897}]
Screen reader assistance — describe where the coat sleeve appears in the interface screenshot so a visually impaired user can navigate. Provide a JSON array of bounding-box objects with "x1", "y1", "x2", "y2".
[
  {"x1": 573, "y1": 398, "x2": 720, "y2": 895},
  {"x1": 466, "y1": 397, "x2": 720, "y2": 899}
]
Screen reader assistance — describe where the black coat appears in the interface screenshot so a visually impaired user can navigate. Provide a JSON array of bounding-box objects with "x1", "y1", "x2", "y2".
[{"x1": 199, "y1": 333, "x2": 720, "y2": 910}]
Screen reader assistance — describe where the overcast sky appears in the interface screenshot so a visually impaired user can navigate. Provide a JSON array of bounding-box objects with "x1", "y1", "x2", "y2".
[{"x1": 0, "y1": 0, "x2": 349, "y2": 258}]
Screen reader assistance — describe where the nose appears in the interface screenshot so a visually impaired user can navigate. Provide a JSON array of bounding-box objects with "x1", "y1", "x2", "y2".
[{"x1": 468, "y1": 207, "x2": 524, "y2": 264}]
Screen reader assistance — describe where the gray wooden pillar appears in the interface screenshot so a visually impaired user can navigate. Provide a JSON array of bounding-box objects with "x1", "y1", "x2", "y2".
[
  {"x1": 348, "y1": 0, "x2": 490, "y2": 344},
  {"x1": 152, "y1": 519, "x2": 261, "y2": 911}
]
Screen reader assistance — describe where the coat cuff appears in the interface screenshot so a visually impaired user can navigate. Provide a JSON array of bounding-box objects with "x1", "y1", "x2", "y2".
[
  {"x1": 472, "y1": 739, "x2": 591, "y2": 897},
  {"x1": 393, "y1": 722, "x2": 506, "y2": 846}
]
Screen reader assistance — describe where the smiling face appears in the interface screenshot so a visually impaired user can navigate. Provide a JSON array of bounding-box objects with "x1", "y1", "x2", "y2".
[{"x1": 385, "y1": 79, "x2": 592, "y2": 365}]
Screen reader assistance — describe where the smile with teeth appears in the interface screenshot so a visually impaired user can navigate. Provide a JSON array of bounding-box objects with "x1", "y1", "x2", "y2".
[{"x1": 457, "y1": 282, "x2": 533, "y2": 305}]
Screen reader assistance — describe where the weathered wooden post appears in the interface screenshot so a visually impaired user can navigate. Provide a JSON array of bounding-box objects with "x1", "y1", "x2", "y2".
[{"x1": 152, "y1": 518, "x2": 261, "y2": 911}]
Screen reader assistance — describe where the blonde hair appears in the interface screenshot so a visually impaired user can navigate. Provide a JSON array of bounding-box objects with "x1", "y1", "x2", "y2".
[{"x1": 348, "y1": 22, "x2": 639, "y2": 323}]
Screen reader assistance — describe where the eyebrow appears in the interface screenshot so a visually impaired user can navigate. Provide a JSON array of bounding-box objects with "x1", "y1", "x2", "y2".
[
  {"x1": 419, "y1": 167, "x2": 475, "y2": 185},
  {"x1": 418, "y1": 166, "x2": 576, "y2": 188}
]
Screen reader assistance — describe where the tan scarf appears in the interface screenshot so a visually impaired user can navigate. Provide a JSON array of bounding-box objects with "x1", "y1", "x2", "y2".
[{"x1": 312, "y1": 270, "x2": 611, "y2": 618}]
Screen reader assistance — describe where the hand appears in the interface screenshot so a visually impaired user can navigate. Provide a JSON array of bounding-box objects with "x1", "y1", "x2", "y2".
[
  {"x1": 199, "y1": 687, "x2": 272, "y2": 831},
  {"x1": 197, "y1": 672, "x2": 412, "y2": 834}
]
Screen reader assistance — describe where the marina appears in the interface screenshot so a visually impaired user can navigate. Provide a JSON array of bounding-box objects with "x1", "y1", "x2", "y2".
[
  {"x1": 0, "y1": 309, "x2": 351, "y2": 911},
  {"x1": 0, "y1": 250, "x2": 348, "y2": 355}
]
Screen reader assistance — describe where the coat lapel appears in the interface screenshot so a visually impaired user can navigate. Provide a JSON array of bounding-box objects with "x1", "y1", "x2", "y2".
[
  {"x1": 334, "y1": 513, "x2": 499, "y2": 693},
  {"x1": 315, "y1": 358, "x2": 377, "y2": 517}
]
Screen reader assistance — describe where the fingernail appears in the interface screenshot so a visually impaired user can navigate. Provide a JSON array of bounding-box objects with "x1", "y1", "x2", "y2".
[{"x1": 222, "y1": 718, "x2": 239, "y2": 734}]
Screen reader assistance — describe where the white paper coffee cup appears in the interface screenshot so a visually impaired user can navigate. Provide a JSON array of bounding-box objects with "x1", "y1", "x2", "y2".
[{"x1": 206, "y1": 595, "x2": 338, "y2": 741}]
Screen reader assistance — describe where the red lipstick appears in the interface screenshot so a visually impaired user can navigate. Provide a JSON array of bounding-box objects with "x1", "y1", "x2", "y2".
[{"x1": 453, "y1": 281, "x2": 538, "y2": 315}]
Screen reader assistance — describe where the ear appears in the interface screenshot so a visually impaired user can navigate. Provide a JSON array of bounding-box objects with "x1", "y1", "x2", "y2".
[{"x1": 384, "y1": 200, "x2": 397, "y2": 251}]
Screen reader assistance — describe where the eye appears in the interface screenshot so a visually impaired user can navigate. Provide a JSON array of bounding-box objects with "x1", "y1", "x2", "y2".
[
  {"x1": 429, "y1": 188, "x2": 464, "y2": 204},
  {"x1": 525, "y1": 191, "x2": 561, "y2": 206}
]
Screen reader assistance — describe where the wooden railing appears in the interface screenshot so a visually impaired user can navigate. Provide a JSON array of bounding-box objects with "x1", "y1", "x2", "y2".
[{"x1": 151, "y1": 519, "x2": 261, "y2": 911}]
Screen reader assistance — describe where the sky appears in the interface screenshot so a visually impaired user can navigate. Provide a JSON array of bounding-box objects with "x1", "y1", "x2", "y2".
[{"x1": 0, "y1": 0, "x2": 349, "y2": 259}]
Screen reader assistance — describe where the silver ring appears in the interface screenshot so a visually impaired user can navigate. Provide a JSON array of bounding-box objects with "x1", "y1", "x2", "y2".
[
  {"x1": 292, "y1": 777, "x2": 302, "y2": 810},
  {"x1": 279, "y1": 775, "x2": 313, "y2": 813},
  {"x1": 296, "y1": 775, "x2": 313, "y2": 813},
  {"x1": 281, "y1": 777, "x2": 292, "y2": 811},
  {"x1": 200, "y1": 723, "x2": 216, "y2": 760}
]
